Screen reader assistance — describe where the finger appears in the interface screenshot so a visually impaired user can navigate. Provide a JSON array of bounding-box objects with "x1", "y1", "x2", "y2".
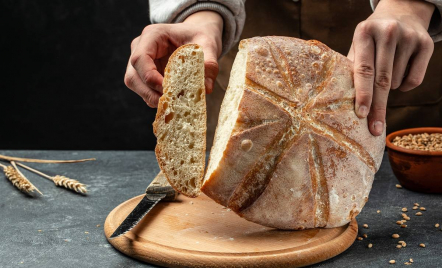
[
  {"x1": 130, "y1": 36, "x2": 140, "y2": 55},
  {"x1": 397, "y1": 34, "x2": 434, "y2": 92},
  {"x1": 130, "y1": 26, "x2": 171, "y2": 94},
  {"x1": 193, "y1": 39, "x2": 220, "y2": 94},
  {"x1": 353, "y1": 23, "x2": 376, "y2": 119},
  {"x1": 124, "y1": 61, "x2": 161, "y2": 108},
  {"x1": 154, "y1": 56, "x2": 171, "y2": 77},
  {"x1": 390, "y1": 34, "x2": 416, "y2": 90},
  {"x1": 368, "y1": 22, "x2": 399, "y2": 136},
  {"x1": 390, "y1": 46, "x2": 414, "y2": 90},
  {"x1": 347, "y1": 42, "x2": 355, "y2": 62},
  {"x1": 203, "y1": 50, "x2": 219, "y2": 94},
  {"x1": 131, "y1": 51, "x2": 164, "y2": 94}
]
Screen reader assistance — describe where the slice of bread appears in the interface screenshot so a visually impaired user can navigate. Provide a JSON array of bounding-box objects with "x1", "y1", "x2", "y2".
[{"x1": 153, "y1": 44, "x2": 206, "y2": 198}]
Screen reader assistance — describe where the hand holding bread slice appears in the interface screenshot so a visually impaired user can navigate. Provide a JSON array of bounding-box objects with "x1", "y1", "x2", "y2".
[{"x1": 154, "y1": 38, "x2": 385, "y2": 230}]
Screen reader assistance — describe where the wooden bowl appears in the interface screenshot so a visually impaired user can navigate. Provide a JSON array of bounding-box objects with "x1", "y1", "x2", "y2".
[{"x1": 386, "y1": 127, "x2": 442, "y2": 193}]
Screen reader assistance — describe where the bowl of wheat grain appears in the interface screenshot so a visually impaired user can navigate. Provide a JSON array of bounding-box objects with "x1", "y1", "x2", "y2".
[{"x1": 386, "y1": 127, "x2": 442, "y2": 193}]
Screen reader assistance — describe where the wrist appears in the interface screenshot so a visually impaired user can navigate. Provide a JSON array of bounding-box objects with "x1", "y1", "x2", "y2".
[
  {"x1": 378, "y1": 0, "x2": 435, "y2": 28},
  {"x1": 184, "y1": 11, "x2": 223, "y2": 32},
  {"x1": 183, "y1": 11, "x2": 223, "y2": 56}
]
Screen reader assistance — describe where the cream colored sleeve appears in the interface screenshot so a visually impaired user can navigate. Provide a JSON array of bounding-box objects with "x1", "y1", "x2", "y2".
[{"x1": 149, "y1": 0, "x2": 246, "y2": 56}]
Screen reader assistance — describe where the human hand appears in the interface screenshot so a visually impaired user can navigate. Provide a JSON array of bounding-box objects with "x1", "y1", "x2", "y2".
[
  {"x1": 347, "y1": 0, "x2": 435, "y2": 136},
  {"x1": 125, "y1": 11, "x2": 223, "y2": 108}
]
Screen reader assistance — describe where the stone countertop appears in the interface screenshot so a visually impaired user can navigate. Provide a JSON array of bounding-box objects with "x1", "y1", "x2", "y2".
[{"x1": 0, "y1": 151, "x2": 440, "y2": 267}]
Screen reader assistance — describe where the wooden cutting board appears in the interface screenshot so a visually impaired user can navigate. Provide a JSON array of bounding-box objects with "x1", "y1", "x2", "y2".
[{"x1": 104, "y1": 194, "x2": 357, "y2": 268}]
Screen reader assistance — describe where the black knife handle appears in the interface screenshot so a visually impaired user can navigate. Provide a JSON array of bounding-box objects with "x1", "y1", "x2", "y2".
[{"x1": 146, "y1": 171, "x2": 178, "y2": 201}]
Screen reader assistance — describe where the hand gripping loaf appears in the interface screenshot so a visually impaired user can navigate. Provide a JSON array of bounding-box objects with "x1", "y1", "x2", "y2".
[
  {"x1": 201, "y1": 37, "x2": 386, "y2": 229},
  {"x1": 153, "y1": 44, "x2": 206, "y2": 198}
]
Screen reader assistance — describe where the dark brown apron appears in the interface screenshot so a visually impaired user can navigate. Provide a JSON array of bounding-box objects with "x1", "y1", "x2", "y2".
[{"x1": 206, "y1": 0, "x2": 442, "y2": 148}]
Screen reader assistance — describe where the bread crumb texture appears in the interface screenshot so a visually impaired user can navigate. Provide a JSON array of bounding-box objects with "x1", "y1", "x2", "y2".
[{"x1": 153, "y1": 44, "x2": 206, "y2": 197}]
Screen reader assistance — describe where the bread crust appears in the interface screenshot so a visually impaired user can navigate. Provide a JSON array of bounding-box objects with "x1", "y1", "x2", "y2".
[{"x1": 203, "y1": 37, "x2": 385, "y2": 229}]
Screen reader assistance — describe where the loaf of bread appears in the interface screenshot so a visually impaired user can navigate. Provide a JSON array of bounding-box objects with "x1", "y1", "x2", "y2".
[
  {"x1": 153, "y1": 44, "x2": 206, "y2": 198},
  {"x1": 201, "y1": 37, "x2": 386, "y2": 229}
]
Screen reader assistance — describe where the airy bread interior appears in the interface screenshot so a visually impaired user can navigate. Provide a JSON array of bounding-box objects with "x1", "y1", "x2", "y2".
[
  {"x1": 204, "y1": 49, "x2": 247, "y2": 182},
  {"x1": 153, "y1": 44, "x2": 206, "y2": 197}
]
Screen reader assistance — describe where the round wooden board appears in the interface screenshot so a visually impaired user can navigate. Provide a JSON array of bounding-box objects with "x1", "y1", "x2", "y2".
[{"x1": 105, "y1": 194, "x2": 357, "y2": 268}]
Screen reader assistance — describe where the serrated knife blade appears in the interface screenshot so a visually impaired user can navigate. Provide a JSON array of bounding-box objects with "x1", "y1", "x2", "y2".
[{"x1": 109, "y1": 171, "x2": 177, "y2": 239}]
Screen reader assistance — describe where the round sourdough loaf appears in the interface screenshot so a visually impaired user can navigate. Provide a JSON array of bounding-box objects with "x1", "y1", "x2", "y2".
[{"x1": 202, "y1": 37, "x2": 385, "y2": 229}]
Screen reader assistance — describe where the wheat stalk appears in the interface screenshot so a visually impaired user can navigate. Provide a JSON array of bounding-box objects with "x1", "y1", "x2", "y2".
[
  {"x1": 0, "y1": 162, "x2": 43, "y2": 195},
  {"x1": 16, "y1": 162, "x2": 87, "y2": 194},
  {"x1": 0, "y1": 154, "x2": 95, "y2": 164}
]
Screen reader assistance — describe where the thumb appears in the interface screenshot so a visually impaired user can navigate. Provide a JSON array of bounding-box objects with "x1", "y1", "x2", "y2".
[
  {"x1": 204, "y1": 57, "x2": 219, "y2": 94},
  {"x1": 347, "y1": 42, "x2": 355, "y2": 62},
  {"x1": 196, "y1": 40, "x2": 220, "y2": 94}
]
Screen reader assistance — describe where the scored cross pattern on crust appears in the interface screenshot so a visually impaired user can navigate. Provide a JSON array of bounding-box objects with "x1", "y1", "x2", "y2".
[{"x1": 226, "y1": 37, "x2": 377, "y2": 227}]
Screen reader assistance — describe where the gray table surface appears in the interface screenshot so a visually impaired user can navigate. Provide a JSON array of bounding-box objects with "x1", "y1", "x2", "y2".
[{"x1": 0, "y1": 151, "x2": 441, "y2": 268}]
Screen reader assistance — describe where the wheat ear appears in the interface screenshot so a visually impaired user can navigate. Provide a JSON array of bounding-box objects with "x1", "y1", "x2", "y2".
[
  {"x1": 52, "y1": 176, "x2": 87, "y2": 194},
  {"x1": 0, "y1": 162, "x2": 43, "y2": 195},
  {"x1": 0, "y1": 154, "x2": 95, "y2": 164},
  {"x1": 16, "y1": 162, "x2": 87, "y2": 194}
]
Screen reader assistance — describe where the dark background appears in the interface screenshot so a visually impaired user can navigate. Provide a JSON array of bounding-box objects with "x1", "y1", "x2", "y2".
[
  {"x1": 1, "y1": 1, "x2": 441, "y2": 150},
  {"x1": 0, "y1": 0, "x2": 156, "y2": 150}
]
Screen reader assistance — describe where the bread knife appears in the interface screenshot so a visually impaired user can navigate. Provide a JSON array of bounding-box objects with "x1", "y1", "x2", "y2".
[{"x1": 109, "y1": 171, "x2": 178, "y2": 239}]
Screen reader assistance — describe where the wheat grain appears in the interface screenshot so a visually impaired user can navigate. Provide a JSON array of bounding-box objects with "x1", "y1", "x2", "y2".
[
  {"x1": 52, "y1": 175, "x2": 87, "y2": 194},
  {"x1": 3, "y1": 166, "x2": 33, "y2": 193},
  {"x1": 2, "y1": 162, "x2": 42, "y2": 195},
  {"x1": 392, "y1": 133, "x2": 442, "y2": 151},
  {"x1": 15, "y1": 162, "x2": 88, "y2": 194}
]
